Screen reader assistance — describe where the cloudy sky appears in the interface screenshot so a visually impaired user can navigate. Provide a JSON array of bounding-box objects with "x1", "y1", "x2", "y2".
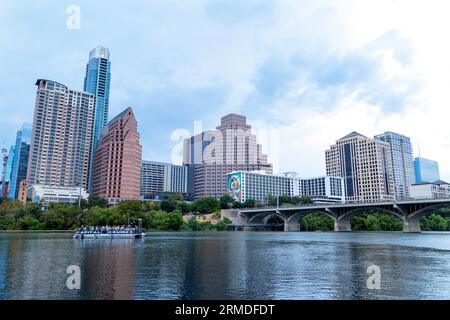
[{"x1": 1, "y1": 0, "x2": 449, "y2": 180}]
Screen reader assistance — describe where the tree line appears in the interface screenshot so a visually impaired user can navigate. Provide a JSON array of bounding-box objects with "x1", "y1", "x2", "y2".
[
  {"x1": 1, "y1": 195, "x2": 449, "y2": 232},
  {"x1": 0, "y1": 195, "x2": 230, "y2": 231}
]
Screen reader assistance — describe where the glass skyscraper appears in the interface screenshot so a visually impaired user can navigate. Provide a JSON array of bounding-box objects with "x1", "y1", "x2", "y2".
[
  {"x1": 84, "y1": 45, "x2": 111, "y2": 147},
  {"x1": 8, "y1": 124, "x2": 31, "y2": 199},
  {"x1": 375, "y1": 132, "x2": 415, "y2": 199},
  {"x1": 414, "y1": 157, "x2": 440, "y2": 183}
]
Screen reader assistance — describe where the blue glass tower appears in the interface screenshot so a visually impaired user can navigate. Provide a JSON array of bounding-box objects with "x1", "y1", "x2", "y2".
[
  {"x1": 414, "y1": 157, "x2": 440, "y2": 183},
  {"x1": 3, "y1": 146, "x2": 15, "y2": 189},
  {"x1": 84, "y1": 45, "x2": 111, "y2": 147},
  {"x1": 8, "y1": 124, "x2": 32, "y2": 199},
  {"x1": 375, "y1": 132, "x2": 415, "y2": 199}
]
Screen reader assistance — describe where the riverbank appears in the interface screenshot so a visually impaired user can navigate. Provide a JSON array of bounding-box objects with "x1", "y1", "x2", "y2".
[{"x1": 1, "y1": 198, "x2": 450, "y2": 232}]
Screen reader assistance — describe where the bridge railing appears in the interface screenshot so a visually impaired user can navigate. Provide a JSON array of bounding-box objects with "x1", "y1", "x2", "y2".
[{"x1": 237, "y1": 197, "x2": 450, "y2": 212}]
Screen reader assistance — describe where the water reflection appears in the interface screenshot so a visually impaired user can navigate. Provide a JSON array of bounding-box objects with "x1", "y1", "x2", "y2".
[{"x1": 0, "y1": 232, "x2": 449, "y2": 300}]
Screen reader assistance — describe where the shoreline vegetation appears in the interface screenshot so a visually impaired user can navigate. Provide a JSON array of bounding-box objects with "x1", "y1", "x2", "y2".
[{"x1": 1, "y1": 194, "x2": 449, "y2": 232}]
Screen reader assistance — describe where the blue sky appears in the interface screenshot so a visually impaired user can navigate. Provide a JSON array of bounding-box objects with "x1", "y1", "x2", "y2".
[{"x1": 1, "y1": 0, "x2": 450, "y2": 179}]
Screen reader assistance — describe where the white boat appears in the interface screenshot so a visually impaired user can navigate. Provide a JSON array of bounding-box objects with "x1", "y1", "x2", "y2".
[
  {"x1": 74, "y1": 220, "x2": 145, "y2": 240},
  {"x1": 73, "y1": 232, "x2": 145, "y2": 240}
]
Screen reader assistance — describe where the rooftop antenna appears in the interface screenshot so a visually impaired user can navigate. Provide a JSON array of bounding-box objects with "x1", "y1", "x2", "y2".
[{"x1": 417, "y1": 141, "x2": 421, "y2": 158}]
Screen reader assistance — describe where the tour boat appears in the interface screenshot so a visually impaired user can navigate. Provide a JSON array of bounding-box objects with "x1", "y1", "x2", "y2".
[{"x1": 73, "y1": 231, "x2": 145, "y2": 240}]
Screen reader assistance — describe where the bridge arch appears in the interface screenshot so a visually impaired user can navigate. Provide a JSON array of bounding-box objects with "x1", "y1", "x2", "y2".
[
  {"x1": 338, "y1": 207, "x2": 405, "y2": 223},
  {"x1": 286, "y1": 210, "x2": 337, "y2": 225},
  {"x1": 335, "y1": 207, "x2": 405, "y2": 232},
  {"x1": 283, "y1": 210, "x2": 337, "y2": 232},
  {"x1": 408, "y1": 204, "x2": 450, "y2": 220},
  {"x1": 248, "y1": 212, "x2": 285, "y2": 224}
]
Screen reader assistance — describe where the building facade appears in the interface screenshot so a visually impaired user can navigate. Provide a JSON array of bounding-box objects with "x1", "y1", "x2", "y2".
[
  {"x1": 17, "y1": 180, "x2": 28, "y2": 205},
  {"x1": 1, "y1": 146, "x2": 15, "y2": 198},
  {"x1": 8, "y1": 124, "x2": 32, "y2": 199},
  {"x1": 414, "y1": 157, "x2": 440, "y2": 183},
  {"x1": 374, "y1": 132, "x2": 415, "y2": 199},
  {"x1": 325, "y1": 132, "x2": 395, "y2": 203},
  {"x1": 140, "y1": 161, "x2": 188, "y2": 196},
  {"x1": 410, "y1": 180, "x2": 450, "y2": 199},
  {"x1": 92, "y1": 107, "x2": 142, "y2": 204},
  {"x1": 227, "y1": 171, "x2": 345, "y2": 204},
  {"x1": 183, "y1": 114, "x2": 273, "y2": 198},
  {"x1": 299, "y1": 176, "x2": 345, "y2": 203},
  {"x1": 30, "y1": 184, "x2": 88, "y2": 205},
  {"x1": 27, "y1": 80, "x2": 95, "y2": 191},
  {"x1": 84, "y1": 45, "x2": 111, "y2": 148}
]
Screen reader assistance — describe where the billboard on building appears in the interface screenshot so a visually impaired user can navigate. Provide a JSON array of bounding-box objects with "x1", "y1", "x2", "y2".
[{"x1": 227, "y1": 172, "x2": 242, "y2": 202}]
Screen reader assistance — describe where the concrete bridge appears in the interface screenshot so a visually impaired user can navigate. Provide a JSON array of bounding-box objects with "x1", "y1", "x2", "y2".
[{"x1": 223, "y1": 198, "x2": 450, "y2": 233}]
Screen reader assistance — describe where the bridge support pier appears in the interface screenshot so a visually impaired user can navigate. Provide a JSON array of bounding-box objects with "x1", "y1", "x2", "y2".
[
  {"x1": 284, "y1": 220, "x2": 300, "y2": 232},
  {"x1": 403, "y1": 218, "x2": 421, "y2": 233},
  {"x1": 334, "y1": 219, "x2": 351, "y2": 232}
]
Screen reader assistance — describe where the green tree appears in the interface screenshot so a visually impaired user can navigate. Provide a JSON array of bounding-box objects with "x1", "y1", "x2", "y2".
[
  {"x1": 220, "y1": 195, "x2": 234, "y2": 209},
  {"x1": 421, "y1": 214, "x2": 448, "y2": 231},
  {"x1": 160, "y1": 198, "x2": 177, "y2": 213},
  {"x1": 88, "y1": 196, "x2": 108, "y2": 208},
  {"x1": 177, "y1": 201, "x2": 191, "y2": 214},
  {"x1": 300, "y1": 213, "x2": 334, "y2": 231},
  {"x1": 191, "y1": 197, "x2": 220, "y2": 215},
  {"x1": 215, "y1": 217, "x2": 232, "y2": 231}
]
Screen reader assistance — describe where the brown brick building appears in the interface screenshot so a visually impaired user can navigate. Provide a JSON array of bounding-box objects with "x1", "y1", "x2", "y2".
[{"x1": 92, "y1": 107, "x2": 142, "y2": 204}]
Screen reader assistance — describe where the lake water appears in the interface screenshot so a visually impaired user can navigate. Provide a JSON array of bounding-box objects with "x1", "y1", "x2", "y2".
[{"x1": 0, "y1": 231, "x2": 449, "y2": 300}]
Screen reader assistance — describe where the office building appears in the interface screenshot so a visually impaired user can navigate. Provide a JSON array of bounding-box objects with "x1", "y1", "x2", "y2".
[
  {"x1": 92, "y1": 107, "x2": 142, "y2": 204},
  {"x1": 183, "y1": 113, "x2": 273, "y2": 198},
  {"x1": 27, "y1": 79, "x2": 95, "y2": 191},
  {"x1": 410, "y1": 180, "x2": 450, "y2": 199},
  {"x1": 374, "y1": 132, "x2": 415, "y2": 199},
  {"x1": 8, "y1": 124, "x2": 32, "y2": 199},
  {"x1": 17, "y1": 180, "x2": 28, "y2": 205},
  {"x1": 84, "y1": 45, "x2": 111, "y2": 147},
  {"x1": 227, "y1": 171, "x2": 345, "y2": 203},
  {"x1": 30, "y1": 184, "x2": 88, "y2": 205},
  {"x1": 325, "y1": 132, "x2": 395, "y2": 202},
  {"x1": 1, "y1": 146, "x2": 14, "y2": 198},
  {"x1": 300, "y1": 176, "x2": 345, "y2": 203},
  {"x1": 414, "y1": 157, "x2": 440, "y2": 183},
  {"x1": 140, "y1": 161, "x2": 188, "y2": 196}
]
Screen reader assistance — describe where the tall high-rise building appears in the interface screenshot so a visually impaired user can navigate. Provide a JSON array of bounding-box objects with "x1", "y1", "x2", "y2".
[
  {"x1": 325, "y1": 132, "x2": 395, "y2": 203},
  {"x1": 183, "y1": 113, "x2": 272, "y2": 198},
  {"x1": 140, "y1": 161, "x2": 188, "y2": 196},
  {"x1": 414, "y1": 157, "x2": 440, "y2": 183},
  {"x1": 8, "y1": 124, "x2": 32, "y2": 199},
  {"x1": 1, "y1": 146, "x2": 14, "y2": 198},
  {"x1": 374, "y1": 131, "x2": 415, "y2": 199},
  {"x1": 27, "y1": 80, "x2": 95, "y2": 190},
  {"x1": 92, "y1": 107, "x2": 142, "y2": 204},
  {"x1": 84, "y1": 45, "x2": 111, "y2": 147}
]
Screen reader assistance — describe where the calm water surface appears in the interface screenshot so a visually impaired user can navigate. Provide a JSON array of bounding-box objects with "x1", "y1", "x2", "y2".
[{"x1": 0, "y1": 231, "x2": 449, "y2": 300}]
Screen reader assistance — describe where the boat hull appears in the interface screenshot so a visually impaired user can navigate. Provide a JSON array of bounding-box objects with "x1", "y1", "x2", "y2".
[{"x1": 73, "y1": 233, "x2": 145, "y2": 240}]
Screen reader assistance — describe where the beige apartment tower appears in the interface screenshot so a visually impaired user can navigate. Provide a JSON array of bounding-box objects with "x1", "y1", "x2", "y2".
[
  {"x1": 325, "y1": 132, "x2": 395, "y2": 203},
  {"x1": 27, "y1": 80, "x2": 95, "y2": 190},
  {"x1": 92, "y1": 107, "x2": 142, "y2": 204}
]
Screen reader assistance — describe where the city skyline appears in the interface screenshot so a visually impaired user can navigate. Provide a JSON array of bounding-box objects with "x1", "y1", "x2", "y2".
[{"x1": 1, "y1": 1, "x2": 449, "y2": 181}]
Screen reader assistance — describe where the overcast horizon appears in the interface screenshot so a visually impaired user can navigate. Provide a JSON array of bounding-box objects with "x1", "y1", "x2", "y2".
[{"x1": 1, "y1": 0, "x2": 449, "y2": 180}]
